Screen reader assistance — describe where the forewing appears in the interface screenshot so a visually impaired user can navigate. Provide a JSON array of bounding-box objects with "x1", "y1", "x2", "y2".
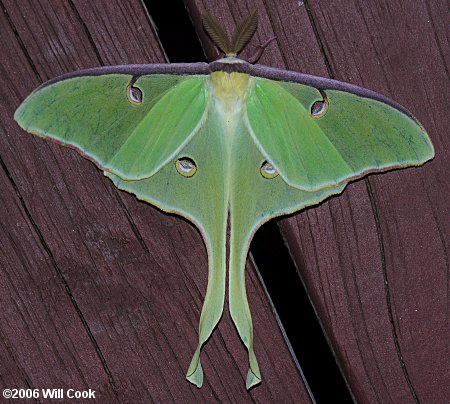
[
  {"x1": 15, "y1": 69, "x2": 208, "y2": 180},
  {"x1": 245, "y1": 77, "x2": 434, "y2": 191}
]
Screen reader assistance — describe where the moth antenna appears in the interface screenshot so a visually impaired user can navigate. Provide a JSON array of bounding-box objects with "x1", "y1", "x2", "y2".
[
  {"x1": 231, "y1": 9, "x2": 258, "y2": 55},
  {"x1": 202, "y1": 12, "x2": 232, "y2": 55}
]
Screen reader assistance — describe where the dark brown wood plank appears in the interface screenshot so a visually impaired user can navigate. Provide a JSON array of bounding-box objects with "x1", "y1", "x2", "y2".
[
  {"x1": 185, "y1": 0, "x2": 449, "y2": 403},
  {"x1": 0, "y1": 0, "x2": 311, "y2": 401},
  {"x1": 287, "y1": 2, "x2": 449, "y2": 403}
]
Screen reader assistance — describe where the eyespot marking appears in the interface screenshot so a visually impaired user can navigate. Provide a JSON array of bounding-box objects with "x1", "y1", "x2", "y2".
[
  {"x1": 127, "y1": 84, "x2": 142, "y2": 105},
  {"x1": 260, "y1": 161, "x2": 278, "y2": 179},
  {"x1": 176, "y1": 157, "x2": 197, "y2": 177},
  {"x1": 311, "y1": 99, "x2": 328, "y2": 118}
]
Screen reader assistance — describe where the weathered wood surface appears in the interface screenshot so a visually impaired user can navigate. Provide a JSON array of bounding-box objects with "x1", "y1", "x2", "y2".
[
  {"x1": 0, "y1": 0, "x2": 312, "y2": 403},
  {"x1": 1, "y1": 1, "x2": 448, "y2": 403},
  {"x1": 187, "y1": 1, "x2": 450, "y2": 403}
]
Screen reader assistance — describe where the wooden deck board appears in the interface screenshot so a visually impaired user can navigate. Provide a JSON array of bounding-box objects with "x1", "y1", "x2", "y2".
[
  {"x1": 1, "y1": 0, "x2": 449, "y2": 402},
  {"x1": 279, "y1": 2, "x2": 449, "y2": 403}
]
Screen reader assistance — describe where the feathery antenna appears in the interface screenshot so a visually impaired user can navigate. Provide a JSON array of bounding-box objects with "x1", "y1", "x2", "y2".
[
  {"x1": 202, "y1": 10, "x2": 258, "y2": 57},
  {"x1": 231, "y1": 10, "x2": 258, "y2": 55},
  {"x1": 202, "y1": 12, "x2": 232, "y2": 55}
]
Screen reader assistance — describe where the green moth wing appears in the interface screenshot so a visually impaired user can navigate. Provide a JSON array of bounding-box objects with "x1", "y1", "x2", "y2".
[
  {"x1": 15, "y1": 66, "x2": 209, "y2": 180},
  {"x1": 14, "y1": 55, "x2": 434, "y2": 391},
  {"x1": 245, "y1": 74, "x2": 434, "y2": 192}
]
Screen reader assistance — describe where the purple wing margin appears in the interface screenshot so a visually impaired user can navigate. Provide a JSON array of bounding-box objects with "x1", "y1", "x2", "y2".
[{"x1": 40, "y1": 63, "x2": 210, "y2": 88}]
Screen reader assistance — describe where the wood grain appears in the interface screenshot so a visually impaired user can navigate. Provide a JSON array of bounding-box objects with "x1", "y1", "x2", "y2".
[
  {"x1": 186, "y1": 0, "x2": 449, "y2": 403},
  {"x1": 0, "y1": 0, "x2": 312, "y2": 402}
]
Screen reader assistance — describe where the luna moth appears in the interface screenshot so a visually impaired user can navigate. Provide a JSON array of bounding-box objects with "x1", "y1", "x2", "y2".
[{"x1": 14, "y1": 11, "x2": 434, "y2": 390}]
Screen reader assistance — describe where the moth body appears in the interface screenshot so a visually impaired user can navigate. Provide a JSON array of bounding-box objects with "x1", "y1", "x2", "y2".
[{"x1": 208, "y1": 71, "x2": 250, "y2": 133}]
